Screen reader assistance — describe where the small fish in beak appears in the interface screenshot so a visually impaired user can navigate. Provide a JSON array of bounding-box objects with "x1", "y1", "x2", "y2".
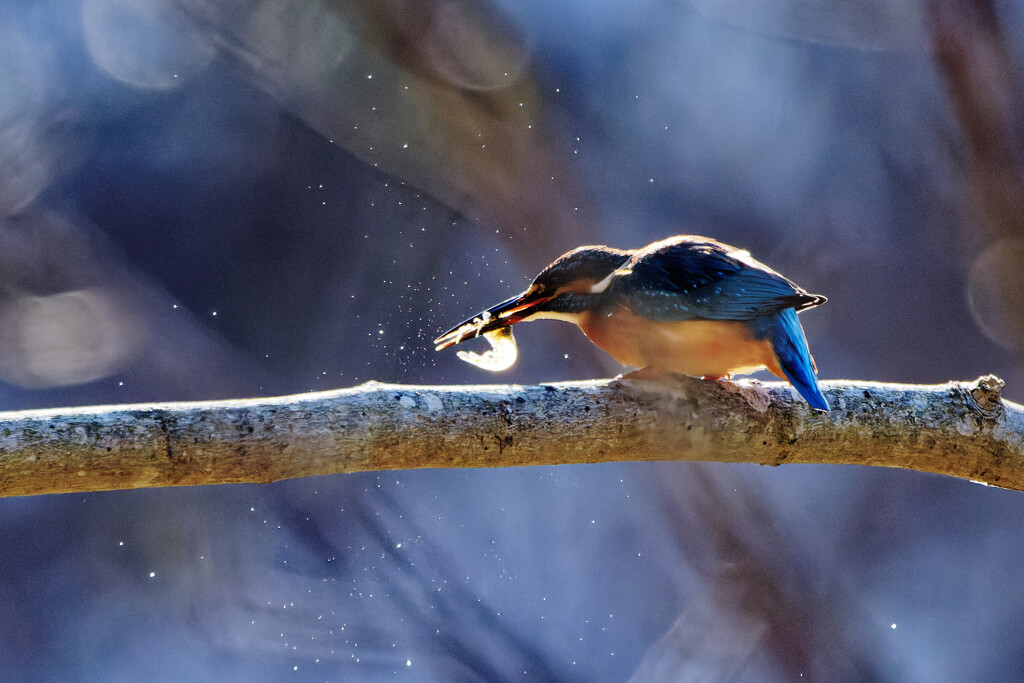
[
  {"x1": 433, "y1": 286, "x2": 554, "y2": 372},
  {"x1": 433, "y1": 286, "x2": 551, "y2": 351},
  {"x1": 455, "y1": 326, "x2": 518, "y2": 371}
]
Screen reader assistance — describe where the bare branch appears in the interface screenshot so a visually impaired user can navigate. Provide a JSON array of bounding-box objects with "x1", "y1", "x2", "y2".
[{"x1": 0, "y1": 375, "x2": 1018, "y2": 497}]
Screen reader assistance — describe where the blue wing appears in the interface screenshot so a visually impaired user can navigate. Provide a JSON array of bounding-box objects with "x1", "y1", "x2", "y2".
[{"x1": 610, "y1": 236, "x2": 824, "y2": 322}]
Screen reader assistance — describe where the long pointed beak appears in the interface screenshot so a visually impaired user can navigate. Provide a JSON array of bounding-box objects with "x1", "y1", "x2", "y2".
[{"x1": 434, "y1": 288, "x2": 553, "y2": 351}]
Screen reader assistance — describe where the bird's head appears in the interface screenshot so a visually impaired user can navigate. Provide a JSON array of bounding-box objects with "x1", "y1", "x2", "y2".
[{"x1": 434, "y1": 245, "x2": 632, "y2": 350}]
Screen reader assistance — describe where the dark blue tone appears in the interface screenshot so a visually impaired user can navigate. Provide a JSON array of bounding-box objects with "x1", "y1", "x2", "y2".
[{"x1": 0, "y1": 0, "x2": 1022, "y2": 680}]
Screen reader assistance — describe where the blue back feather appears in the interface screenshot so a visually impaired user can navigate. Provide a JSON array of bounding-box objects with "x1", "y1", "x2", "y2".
[{"x1": 613, "y1": 237, "x2": 824, "y2": 322}]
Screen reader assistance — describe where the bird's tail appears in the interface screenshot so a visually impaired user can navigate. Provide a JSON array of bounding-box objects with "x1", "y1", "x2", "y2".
[{"x1": 768, "y1": 308, "x2": 829, "y2": 411}]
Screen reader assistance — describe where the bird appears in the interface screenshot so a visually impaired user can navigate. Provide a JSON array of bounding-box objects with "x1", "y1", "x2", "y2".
[{"x1": 434, "y1": 235, "x2": 829, "y2": 410}]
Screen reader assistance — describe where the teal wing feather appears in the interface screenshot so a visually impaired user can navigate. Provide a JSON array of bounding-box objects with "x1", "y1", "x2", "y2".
[{"x1": 610, "y1": 237, "x2": 824, "y2": 322}]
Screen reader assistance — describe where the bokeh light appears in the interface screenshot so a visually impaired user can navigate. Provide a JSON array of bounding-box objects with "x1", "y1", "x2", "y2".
[
  {"x1": 83, "y1": 0, "x2": 216, "y2": 89},
  {"x1": 0, "y1": 288, "x2": 141, "y2": 388},
  {"x1": 969, "y1": 238, "x2": 1024, "y2": 352}
]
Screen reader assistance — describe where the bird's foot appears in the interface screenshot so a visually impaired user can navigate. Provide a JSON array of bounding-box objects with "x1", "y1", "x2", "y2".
[
  {"x1": 617, "y1": 366, "x2": 669, "y2": 380},
  {"x1": 616, "y1": 369, "x2": 738, "y2": 383}
]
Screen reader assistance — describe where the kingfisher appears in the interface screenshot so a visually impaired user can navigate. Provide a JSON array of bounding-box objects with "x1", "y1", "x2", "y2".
[{"x1": 434, "y1": 235, "x2": 829, "y2": 410}]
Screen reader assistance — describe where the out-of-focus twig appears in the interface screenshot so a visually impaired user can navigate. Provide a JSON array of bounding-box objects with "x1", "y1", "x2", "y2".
[
  {"x1": 929, "y1": 0, "x2": 1024, "y2": 240},
  {"x1": 0, "y1": 375, "x2": 1017, "y2": 497}
]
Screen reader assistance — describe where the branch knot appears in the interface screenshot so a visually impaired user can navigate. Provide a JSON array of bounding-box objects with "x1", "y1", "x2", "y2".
[{"x1": 964, "y1": 375, "x2": 1005, "y2": 419}]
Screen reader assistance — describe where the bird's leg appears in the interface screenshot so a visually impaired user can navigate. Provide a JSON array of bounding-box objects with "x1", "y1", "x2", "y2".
[
  {"x1": 617, "y1": 366, "x2": 668, "y2": 380},
  {"x1": 618, "y1": 368, "x2": 738, "y2": 382}
]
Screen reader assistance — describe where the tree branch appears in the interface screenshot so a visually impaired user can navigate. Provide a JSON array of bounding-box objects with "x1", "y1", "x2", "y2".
[{"x1": 0, "y1": 375, "x2": 1017, "y2": 497}]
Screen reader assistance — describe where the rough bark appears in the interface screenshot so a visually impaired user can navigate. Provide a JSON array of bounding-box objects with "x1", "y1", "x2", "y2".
[{"x1": 0, "y1": 375, "x2": 1017, "y2": 497}]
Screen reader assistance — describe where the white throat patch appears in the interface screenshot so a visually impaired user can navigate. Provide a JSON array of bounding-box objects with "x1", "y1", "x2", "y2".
[
  {"x1": 588, "y1": 271, "x2": 617, "y2": 294},
  {"x1": 521, "y1": 310, "x2": 582, "y2": 324}
]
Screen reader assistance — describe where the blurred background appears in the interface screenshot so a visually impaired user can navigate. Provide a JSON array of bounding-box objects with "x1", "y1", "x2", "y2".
[{"x1": 2, "y1": 0, "x2": 1024, "y2": 679}]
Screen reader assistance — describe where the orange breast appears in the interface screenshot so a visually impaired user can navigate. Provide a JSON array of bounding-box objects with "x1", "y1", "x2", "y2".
[{"x1": 578, "y1": 306, "x2": 782, "y2": 378}]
